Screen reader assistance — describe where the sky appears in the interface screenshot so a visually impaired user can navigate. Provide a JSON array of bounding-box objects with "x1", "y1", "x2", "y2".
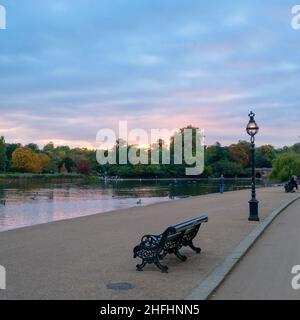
[{"x1": 0, "y1": 0, "x2": 299, "y2": 148}]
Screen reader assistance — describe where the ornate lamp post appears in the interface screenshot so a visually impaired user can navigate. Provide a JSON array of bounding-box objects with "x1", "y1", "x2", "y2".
[{"x1": 246, "y1": 111, "x2": 259, "y2": 221}]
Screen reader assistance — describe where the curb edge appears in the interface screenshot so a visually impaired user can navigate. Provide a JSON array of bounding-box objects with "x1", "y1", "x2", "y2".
[{"x1": 185, "y1": 195, "x2": 300, "y2": 300}]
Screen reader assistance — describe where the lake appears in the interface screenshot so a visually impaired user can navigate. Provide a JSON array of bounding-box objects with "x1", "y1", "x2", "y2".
[{"x1": 0, "y1": 179, "x2": 268, "y2": 232}]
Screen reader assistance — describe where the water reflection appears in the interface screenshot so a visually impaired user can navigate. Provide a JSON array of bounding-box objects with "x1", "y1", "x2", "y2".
[{"x1": 0, "y1": 179, "x2": 265, "y2": 232}]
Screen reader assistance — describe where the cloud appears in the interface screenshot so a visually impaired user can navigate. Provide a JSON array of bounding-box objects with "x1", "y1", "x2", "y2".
[{"x1": 0, "y1": 0, "x2": 299, "y2": 148}]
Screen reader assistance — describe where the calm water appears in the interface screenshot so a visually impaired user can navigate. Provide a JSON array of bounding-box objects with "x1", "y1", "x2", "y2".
[{"x1": 0, "y1": 179, "x2": 266, "y2": 232}]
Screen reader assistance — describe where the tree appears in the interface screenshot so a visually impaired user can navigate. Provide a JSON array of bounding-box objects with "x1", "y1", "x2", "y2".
[
  {"x1": 44, "y1": 157, "x2": 60, "y2": 173},
  {"x1": 35, "y1": 153, "x2": 50, "y2": 173},
  {"x1": 11, "y1": 148, "x2": 50, "y2": 173},
  {"x1": 62, "y1": 157, "x2": 75, "y2": 173},
  {"x1": 255, "y1": 145, "x2": 276, "y2": 168},
  {"x1": 11, "y1": 148, "x2": 36, "y2": 173},
  {"x1": 291, "y1": 143, "x2": 300, "y2": 154},
  {"x1": 0, "y1": 136, "x2": 7, "y2": 172},
  {"x1": 25, "y1": 143, "x2": 39, "y2": 152},
  {"x1": 43, "y1": 142, "x2": 55, "y2": 154},
  {"x1": 228, "y1": 141, "x2": 250, "y2": 167},
  {"x1": 76, "y1": 159, "x2": 91, "y2": 176},
  {"x1": 271, "y1": 152, "x2": 300, "y2": 181},
  {"x1": 5, "y1": 143, "x2": 21, "y2": 171},
  {"x1": 210, "y1": 159, "x2": 247, "y2": 177},
  {"x1": 6, "y1": 143, "x2": 21, "y2": 159},
  {"x1": 205, "y1": 142, "x2": 229, "y2": 165}
]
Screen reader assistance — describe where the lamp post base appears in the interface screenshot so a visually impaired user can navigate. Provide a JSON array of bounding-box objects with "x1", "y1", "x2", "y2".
[{"x1": 248, "y1": 199, "x2": 259, "y2": 221}]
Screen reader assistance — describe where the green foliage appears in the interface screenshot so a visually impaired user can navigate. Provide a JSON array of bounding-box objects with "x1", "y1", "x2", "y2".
[
  {"x1": 0, "y1": 136, "x2": 7, "y2": 172},
  {"x1": 205, "y1": 142, "x2": 229, "y2": 165},
  {"x1": 291, "y1": 143, "x2": 300, "y2": 154},
  {"x1": 255, "y1": 145, "x2": 276, "y2": 168},
  {"x1": 0, "y1": 133, "x2": 299, "y2": 179},
  {"x1": 271, "y1": 152, "x2": 300, "y2": 182},
  {"x1": 207, "y1": 160, "x2": 248, "y2": 177},
  {"x1": 62, "y1": 157, "x2": 76, "y2": 173},
  {"x1": 25, "y1": 143, "x2": 39, "y2": 152}
]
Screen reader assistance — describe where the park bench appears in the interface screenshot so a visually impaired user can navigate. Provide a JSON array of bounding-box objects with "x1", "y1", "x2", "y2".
[{"x1": 133, "y1": 215, "x2": 208, "y2": 273}]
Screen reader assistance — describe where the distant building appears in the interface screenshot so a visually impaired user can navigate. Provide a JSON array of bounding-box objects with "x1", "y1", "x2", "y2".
[{"x1": 59, "y1": 163, "x2": 68, "y2": 174}]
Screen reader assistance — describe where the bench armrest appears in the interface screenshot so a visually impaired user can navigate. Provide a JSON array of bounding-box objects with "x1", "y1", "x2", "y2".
[
  {"x1": 133, "y1": 234, "x2": 163, "y2": 258},
  {"x1": 140, "y1": 234, "x2": 162, "y2": 247}
]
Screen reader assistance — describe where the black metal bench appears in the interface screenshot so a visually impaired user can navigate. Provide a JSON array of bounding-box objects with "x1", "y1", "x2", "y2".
[{"x1": 133, "y1": 216, "x2": 208, "y2": 273}]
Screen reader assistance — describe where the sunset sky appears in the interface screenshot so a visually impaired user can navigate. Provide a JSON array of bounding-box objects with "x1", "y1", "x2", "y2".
[{"x1": 0, "y1": 0, "x2": 299, "y2": 148}]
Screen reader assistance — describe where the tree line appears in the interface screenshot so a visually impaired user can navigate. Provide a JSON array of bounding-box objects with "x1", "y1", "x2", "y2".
[{"x1": 0, "y1": 129, "x2": 299, "y2": 181}]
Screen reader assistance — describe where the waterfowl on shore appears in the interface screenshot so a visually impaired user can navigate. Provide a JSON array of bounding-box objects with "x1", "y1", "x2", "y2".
[
  {"x1": 0, "y1": 199, "x2": 6, "y2": 206},
  {"x1": 136, "y1": 199, "x2": 142, "y2": 205},
  {"x1": 31, "y1": 192, "x2": 38, "y2": 200}
]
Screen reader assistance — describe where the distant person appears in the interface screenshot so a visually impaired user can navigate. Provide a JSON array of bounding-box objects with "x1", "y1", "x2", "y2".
[
  {"x1": 290, "y1": 176, "x2": 298, "y2": 192},
  {"x1": 219, "y1": 174, "x2": 225, "y2": 194},
  {"x1": 285, "y1": 176, "x2": 298, "y2": 193}
]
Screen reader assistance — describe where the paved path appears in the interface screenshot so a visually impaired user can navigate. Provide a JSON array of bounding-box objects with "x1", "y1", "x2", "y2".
[
  {"x1": 212, "y1": 198, "x2": 300, "y2": 300},
  {"x1": 0, "y1": 187, "x2": 296, "y2": 300}
]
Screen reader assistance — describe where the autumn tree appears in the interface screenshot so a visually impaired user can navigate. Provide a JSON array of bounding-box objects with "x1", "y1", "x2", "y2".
[
  {"x1": 12, "y1": 148, "x2": 35, "y2": 172},
  {"x1": 228, "y1": 141, "x2": 250, "y2": 167},
  {"x1": 76, "y1": 159, "x2": 91, "y2": 176},
  {"x1": 12, "y1": 148, "x2": 50, "y2": 173},
  {"x1": 35, "y1": 153, "x2": 50, "y2": 173}
]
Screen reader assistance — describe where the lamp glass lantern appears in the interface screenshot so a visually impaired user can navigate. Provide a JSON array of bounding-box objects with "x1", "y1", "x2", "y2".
[{"x1": 246, "y1": 112, "x2": 259, "y2": 138}]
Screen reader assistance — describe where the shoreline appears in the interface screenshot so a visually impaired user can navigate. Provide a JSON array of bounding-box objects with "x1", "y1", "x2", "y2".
[
  {"x1": 0, "y1": 186, "x2": 278, "y2": 234},
  {"x1": 0, "y1": 173, "x2": 86, "y2": 182},
  {"x1": 0, "y1": 173, "x2": 271, "y2": 182}
]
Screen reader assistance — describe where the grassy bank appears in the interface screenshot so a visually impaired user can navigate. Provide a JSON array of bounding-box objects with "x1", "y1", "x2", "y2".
[{"x1": 0, "y1": 173, "x2": 91, "y2": 183}]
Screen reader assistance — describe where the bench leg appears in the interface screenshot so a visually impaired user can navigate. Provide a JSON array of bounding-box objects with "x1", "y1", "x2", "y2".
[
  {"x1": 189, "y1": 242, "x2": 201, "y2": 254},
  {"x1": 154, "y1": 258, "x2": 168, "y2": 273},
  {"x1": 174, "y1": 249, "x2": 187, "y2": 262},
  {"x1": 136, "y1": 260, "x2": 147, "y2": 271}
]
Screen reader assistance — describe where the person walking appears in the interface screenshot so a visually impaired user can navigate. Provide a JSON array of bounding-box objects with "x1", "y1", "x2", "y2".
[{"x1": 219, "y1": 174, "x2": 225, "y2": 194}]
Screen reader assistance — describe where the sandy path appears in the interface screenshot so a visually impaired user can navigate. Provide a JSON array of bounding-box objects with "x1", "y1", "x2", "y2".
[{"x1": 0, "y1": 187, "x2": 297, "y2": 300}]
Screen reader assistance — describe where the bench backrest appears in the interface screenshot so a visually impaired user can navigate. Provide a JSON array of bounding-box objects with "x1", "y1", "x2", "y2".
[
  {"x1": 159, "y1": 216, "x2": 208, "y2": 248},
  {"x1": 172, "y1": 215, "x2": 208, "y2": 233}
]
